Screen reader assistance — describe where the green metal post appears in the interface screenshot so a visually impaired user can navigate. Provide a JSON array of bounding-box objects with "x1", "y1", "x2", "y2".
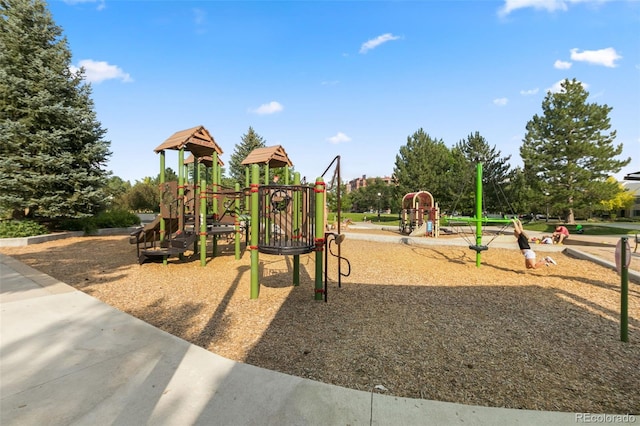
[
  {"x1": 211, "y1": 152, "x2": 219, "y2": 257},
  {"x1": 621, "y1": 237, "x2": 629, "y2": 342},
  {"x1": 235, "y1": 183, "x2": 241, "y2": 260},
  {"x1": 159, "y1": 151, "x2": 167, "y2": 266},
  {"x1": 215, "y1": 155, "x2": 222, "y2": 196},
  {"x1": 212, "y1": 152, "x2": 219, "y2": 219},
  {"x1": 265, "y1": 163, "x2": 270, "y2": 243},
  {"x1": 250, "y1": 164, "x2": 260, "y2": 299},
  {"x1": 284, "y1": 165, "x2": 290, "y2": 185},
  {"x1": 245, "y1": 167, "x2": 250, "y2": 214},
  {"x1": 178, "y1": 148, "x2": 185, "y2": 260},
  {"x1": 314, "y1": 177, "x2": 325, "y2": 300},
  {"x1": 475, "y1": 163, "x2": 483, "y2": 268},
  {"x1": 178, "y1": 148, "x2": 185, "y2": 230},
  {"x1": 159, "y1": 151, "x2": 166, "y2": 241},
  {"x1": 194, "y1": 160, "x2": 200, "y2": 254},
  {"x1": 293, "y1": 172, "x2": 300, "y2": 286},
  {"x1": 200, "y1": 178, "x2": 207, "y2": 266}
]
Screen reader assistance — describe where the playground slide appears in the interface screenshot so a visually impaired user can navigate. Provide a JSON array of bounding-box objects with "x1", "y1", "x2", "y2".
[
  {"x1": 129, "y1": 216, "x2": 178, "y2": 244},
  {"x1": 410, "y1": 222, "x2": 428, "y2": 237}
]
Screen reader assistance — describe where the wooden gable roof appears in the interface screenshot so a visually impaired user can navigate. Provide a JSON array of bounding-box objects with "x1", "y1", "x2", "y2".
[
  {"x1": 241, "y1": 145, "x2": 293, "y2": 168},
  {"x1": 154, "y1": 125, "x2": 223, "y2": 159},
  {"x1": 185, "y1": 154, "x2": 224, "y2": 167}
]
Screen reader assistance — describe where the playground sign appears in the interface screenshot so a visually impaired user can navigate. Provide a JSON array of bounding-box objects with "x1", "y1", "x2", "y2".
[{"x1": 615, "y1": 239, "x2": 631, "y2": 275}]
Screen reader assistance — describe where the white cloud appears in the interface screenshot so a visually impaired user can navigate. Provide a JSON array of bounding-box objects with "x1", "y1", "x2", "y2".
[
  {"x1": 493, "y1": 97, "x2": 509, "y2": 106},
  {"x1": 498, "y1": 0, "x2": 608, "y2": 17},
  {"x1": 250, "y1": 101, "x2": 284, "y2": 115},
  {"x1": 321, "y1": 80, "x2": 340, "y2": 86},
  {"x1": 327, "y1": 132, "x2": 352, "y2": 144},
  {"x1": 359, "y1": 33, "x2": 401, "y2": 54},
  {"x1": 70, "y1": 59, "x2": 132, "y2": 83},
  {"x1": 520, "y1": 88, "x2": 539, "y2": 95},
  {"x1": 570, "y1": 47, "x2": 622, "y2": 67},
  {"x1": 554, "y1": 59, "x2": 572, "y2": 69},
  {"x1": 547, "y1": 79, "x2": 589, "y2": 93}
]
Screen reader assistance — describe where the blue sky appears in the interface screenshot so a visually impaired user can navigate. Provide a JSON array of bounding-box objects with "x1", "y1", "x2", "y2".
[{"x1": 49, "y1": 0, "x2": 639, "y2": 184}]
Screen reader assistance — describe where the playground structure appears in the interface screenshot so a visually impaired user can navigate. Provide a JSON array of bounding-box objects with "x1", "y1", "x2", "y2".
[
  {"x1": 399, "y1": 191, "x2": 440, "y2": 237},
  {"x1": 130, "y1": 126, "x2": 349, "y2": 300},
  {"x1": 129, "y1": 126, "x2": 243, "y2": 265}
]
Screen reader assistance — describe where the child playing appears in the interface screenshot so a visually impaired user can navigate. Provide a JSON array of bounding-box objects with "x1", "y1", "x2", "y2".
[{"x1": 512, "y1": 219, "x2": 556, "y2": 269}]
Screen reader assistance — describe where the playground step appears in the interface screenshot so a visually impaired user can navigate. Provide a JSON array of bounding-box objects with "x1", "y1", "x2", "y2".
[
  {"x1": 140, "y1": 247, "x2": 184, "y2": 257},
  {"x1": 138, "y1": 247, "x2": 186, "y2": 264},
  {"x1": 168, "y1": 232, "x2": 198, "y2": 249}
]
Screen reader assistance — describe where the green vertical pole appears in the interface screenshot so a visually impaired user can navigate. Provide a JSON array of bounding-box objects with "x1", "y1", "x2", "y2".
[
  {"x1": 621, "y1": 237, "x2": 629, "y2": 342},
  {"x1": 212, "y1": 152, "x2": 219, "y2": 219},
  {"x1": 265, "y1": 163, "x2": 270, "y2": 243},
  {"x1": 245, "y1": 167, "x2": 250, "y2": 214},
  {"x1": 193, "y1": 161, "x2": 200, "y2": 254},
  {"x1": 211, "y1": 152, "x2": 219, "y2": 257},
  {"x1": 293, "y1": 172, "x2": 300, "y2": 286},
  {"x1": 178, "y1": 148, "x2": 185, "y2": 231},
  {"x1": 159, "y1": 151, "x2": 167, "y2": 266},
  {"x1": 314, "y1": 177, "x2": 325, "y2": 300},
  {"x1": 284, "y1": 165, "x2": 290, "y2": 185},
  {"x1": 178, "y1": 148, "x2": 185, "y2": 260},
  {"x1": 235, "y1": 183, "x2": 241, "y2": 260},
  {"x1": 159, "y1": 151, "x2": 166, "y2": 241},
  {"x1": 200, "y1": 178, "x2": 207, "y2": 266},
  {"x1": 250, "y1": 164, "x2": 260, "y2": 299},
  {"x1": 475, "y1": 163, "x2": 483, "y2": 268},
  {"x1": 216, "y1": 156, "x2": 222, "y2": 196}
]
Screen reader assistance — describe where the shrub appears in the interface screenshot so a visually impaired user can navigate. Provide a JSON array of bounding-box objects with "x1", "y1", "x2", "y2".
[
  {"x1": 93, "y1": 209, "x2": 140, "y2": 229},
  {"x1": 0, "y1": 220, "x2": 49, "y2": 238},
  {"x1": 51, "y1": 209, "x2": 140, "y2": 234}
]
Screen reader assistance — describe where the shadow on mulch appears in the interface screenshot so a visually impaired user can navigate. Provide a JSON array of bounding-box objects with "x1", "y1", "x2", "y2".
[{"x1": 242, "y1": 281, "x2": 639, "y2": 414}]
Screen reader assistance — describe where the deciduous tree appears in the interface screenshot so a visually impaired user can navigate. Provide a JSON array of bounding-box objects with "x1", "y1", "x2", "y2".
[{"x1": 598, "y1": 177, "x2": 635, "y2": 219}]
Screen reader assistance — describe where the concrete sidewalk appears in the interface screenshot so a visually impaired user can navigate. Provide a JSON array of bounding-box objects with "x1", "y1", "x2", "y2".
[{"x1": 0, "y1": 253, "x2": 586, "y2": 426}]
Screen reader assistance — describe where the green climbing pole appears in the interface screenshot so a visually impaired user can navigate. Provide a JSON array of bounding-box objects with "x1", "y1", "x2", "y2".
[
  {"x1": 250, "y1": 164, "x2": 260, "y2": 299},
  {"x1": 314, "y1": 177, "x2": 325, "y2": 300},
  {"x1": 475, "y1": 163, "x2": 483, "y2": 268}
]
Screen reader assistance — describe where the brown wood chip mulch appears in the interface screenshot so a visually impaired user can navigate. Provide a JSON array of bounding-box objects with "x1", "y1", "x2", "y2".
[{"x1": 2, "y1": 233, "x2": 638, "y2": 414}]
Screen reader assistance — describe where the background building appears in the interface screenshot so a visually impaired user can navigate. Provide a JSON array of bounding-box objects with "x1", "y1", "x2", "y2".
[
  {"x1": 621, "y1": 171, "x2": 640, "y2": 219},
  {"x1": 346, "y1": 175, "x2": 395, "y2": 193}
]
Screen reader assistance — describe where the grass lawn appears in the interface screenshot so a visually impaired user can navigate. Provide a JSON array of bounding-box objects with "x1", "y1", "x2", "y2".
[
  {"x1": 525, "y1": 222, "x2": 638, "y2": 236},
  {"x1": 332, "y1": 212, "x2": 638, "y2": 236}
]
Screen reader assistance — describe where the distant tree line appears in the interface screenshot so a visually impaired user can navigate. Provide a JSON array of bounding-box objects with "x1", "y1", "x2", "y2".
[{"x1": 387, "y1": 79, "x2": 630, "y2": 223}]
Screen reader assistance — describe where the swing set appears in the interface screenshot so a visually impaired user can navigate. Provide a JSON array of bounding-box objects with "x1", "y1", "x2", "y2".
[{"x1": 442, "y1": 163, "x2": 516, "y2": 267}]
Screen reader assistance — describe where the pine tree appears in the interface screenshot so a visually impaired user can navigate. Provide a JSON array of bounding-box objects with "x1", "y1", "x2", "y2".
[
  {"x1": 520, "y1": 78, "x2": 630, "y2": 223},
  {"x1": 227, "y1": 126, "x2": 266, "y2": 186},
  {"x1": 454, "y1": 132, "x2": 515, "y2": 214},
  {"x1": 0, "y1": 0, "x2": 111, "y2": 220},
  {"x1": 393, "y1": 128, "x2": 455, "y2": 207}
]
